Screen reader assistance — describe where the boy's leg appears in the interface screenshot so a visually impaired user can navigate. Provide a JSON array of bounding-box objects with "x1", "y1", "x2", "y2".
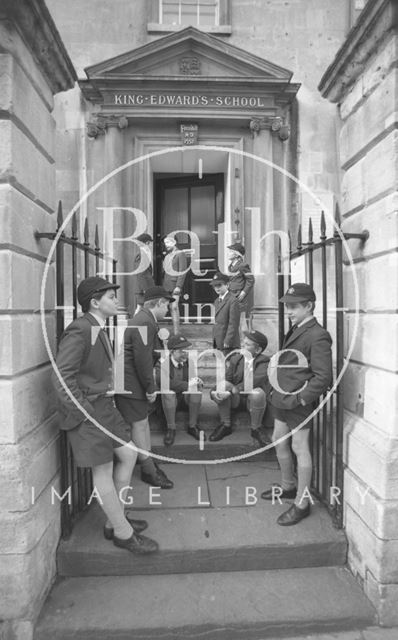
[
  {"x1": 246, "y1": 388, "x2": 267, "y2": 429},
  {"x1": 209, "y1": 390, "x2": 233, "y2": 441},
  {"x1": 239, "y1": 311, "x2": 248, "y2": 339},
  {"x1": 271, "y1": 419, "x2": 296, "y2": 490},
  {"x1": 161, "y1": 392, "x2": 178, "y2": 430},
  {"x1": 133, "y1": 417, "x2": 173, "y2": 488},
  {"x1": 186, "y1": 392, "x2": 202, "y2": 428},
  {"x1": 161, "y1": 392, "x2": 177, "y2": 445},
  {"x1": 112, "y1": 442, "x2": 137, "y2": 512},
  {"x1": 291, "y1": 429, "x2": 313, "y2": 509},
  {"x1": 92, "y1": 461, "x2": 133, "y2": 540},
  {"x1": 170, "y1": 296, "x2": 181, "y2": 335}
]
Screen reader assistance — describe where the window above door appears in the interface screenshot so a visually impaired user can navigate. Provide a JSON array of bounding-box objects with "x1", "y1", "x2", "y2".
[{"x1": 148, "y1": 0, "x2": 231, "y2": 35}]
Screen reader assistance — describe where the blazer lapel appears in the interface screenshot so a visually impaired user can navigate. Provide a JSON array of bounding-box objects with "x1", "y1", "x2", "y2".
[
  {"x1": 283, "y1": 317, "x2": 317, "y2": 348},
  {"x1": 86, "y1": 313, "x2": 113, "y2": 362},
  {"x1": 215, "y1": 292, "x2": 230, "y2": 316}
]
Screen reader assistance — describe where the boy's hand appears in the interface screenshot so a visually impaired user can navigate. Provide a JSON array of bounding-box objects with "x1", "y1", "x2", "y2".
[
  {"x1": 146, "y1": 391, "x2": 157, "y2": 403},
  {"x1": 237, "y1": 291, "x2": 246, "y2": 302}
]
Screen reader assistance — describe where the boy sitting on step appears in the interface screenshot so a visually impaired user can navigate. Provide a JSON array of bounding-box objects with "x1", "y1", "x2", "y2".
[
  {"x1": 262, "y1": 283, "x2": 333, "y2": 527},
  {"x1": 208, "y1": 330, "x2": 269, "y2": 444},
  {"x1": 155, "y1": 334, "x2": 204, "y2": 446}
]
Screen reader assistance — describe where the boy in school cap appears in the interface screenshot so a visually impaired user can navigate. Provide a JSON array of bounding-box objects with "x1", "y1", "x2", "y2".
[
  {"x1": 115, "y1": 285, "x2": 175, "y2": 490},
  {"x1": 227, "y1": 242, "x2": 255, "y2": 334},
  {"x1": 132, "y1": 233, "x2": 155, "y2": 313},
  {"x1": 155, "y1": 334, "x2": 204, "y2": 446},
  {"x1": 211, "y1": 271, "x2": 240, "y2": 354},
  {"x1": 262, "y1": 283, "x2": 333, "y2": 526},
  {"x1": 53, "y1": 277, "x2": 158, "y2": 554},
  {"x1": 209, "y1": 329, "x2": 270, "y2": 444}
]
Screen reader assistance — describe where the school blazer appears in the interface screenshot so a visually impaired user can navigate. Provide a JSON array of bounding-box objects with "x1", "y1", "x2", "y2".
[
  {"x1": 133, "y1": 251, "x2": 155, "y2": 294},
  {"x1": 52, "y1": 313, "x2": 114, "y2": 431},
  {"x1": 268, "y1": 317, "x2": 333, "y2": 410},
  {"x1": 212, "y1": 291, "x2": 240, "y2": 350},
  {"x1": 155, "y1": 357, "x2": 189, "y2": 394},
  {"x1": 118, "y1": 308, "x2": 162, "y2": 400},
  {"x1": 228, "y1": 257, "x2": 255, "y2": 311},
  {"x1": 162, "y1": 249, "x2": 187, "y2": 292},
  {"x1": 226, "y1": 352, "x2": 270, "y2": 392}
]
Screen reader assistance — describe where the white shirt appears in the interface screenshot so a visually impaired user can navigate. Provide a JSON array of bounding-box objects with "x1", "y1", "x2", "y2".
[{"x1": 219, "y1": 291, "x2": 228, "y2": 301}]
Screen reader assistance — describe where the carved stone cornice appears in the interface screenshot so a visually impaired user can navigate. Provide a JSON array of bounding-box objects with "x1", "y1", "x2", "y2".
[
  {"x1": 249, "y1": 116, "x2": 290, "y2": 140},
  {"x1": 0, "y1": 0, "x2": 76, "y2": 94},
  {"x1": 87, "y1": 114, "x2": 129, "y2": 138},
  {"x1": 319, "y1": 0, "x2": 397, "y2": 102}
]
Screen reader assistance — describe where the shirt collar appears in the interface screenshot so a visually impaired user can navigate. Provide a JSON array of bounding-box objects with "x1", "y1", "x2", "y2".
[
  {"x1": 171, "y1": 355, "x2": 182, "y2": 368},
  {"x1": 89, "y1": 311, "x2": 106, "y2": 329},
  {"x1": 297, "y1": 315, "x2": 313, "y2": 328},
  {"x1": 219, "y1": 290, "x2": 228, "y2": 301}
]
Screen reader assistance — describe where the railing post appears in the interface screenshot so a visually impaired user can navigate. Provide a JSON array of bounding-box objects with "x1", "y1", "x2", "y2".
[{"x1": 334, "y1": 203, "x2": 345, "y2": 527}]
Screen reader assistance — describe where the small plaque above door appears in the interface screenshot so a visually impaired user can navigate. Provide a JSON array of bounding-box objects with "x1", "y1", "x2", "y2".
[{"x1": 180, "y1": 123, "x2": 198, "y2": 145}]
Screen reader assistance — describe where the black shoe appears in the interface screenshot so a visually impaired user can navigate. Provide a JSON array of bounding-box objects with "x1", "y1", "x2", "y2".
[
  {"x1": 277, "y1": 503, "x2": 311, "y2": 526},
  {"x1": 142, "y1": 464, "x2": 174, "y2": 489},
  {"x1": 113, "y1": 532, "x2": 159, "y2": 554},
  {"x1": 104, "y1": 516, "x2": 148, "y2": 540},
  {"x1": 261, "y1": 485, "x2": 297, "y2": 501},
  {"x1": 251, "y1": 428, "x2": 271, "y2": 448},
  {"x1": 164, "y1": 428, "x2": 176, "y2": 446},
  {"x1": 187, "y1": 426, "x2": 206, "y2": 441},
  {"x1": 209, "y1": 424, "x2": 232, "y2": 442}
]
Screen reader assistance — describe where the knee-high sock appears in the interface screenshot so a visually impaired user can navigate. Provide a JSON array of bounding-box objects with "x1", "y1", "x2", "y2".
[
  {"x1": 247, "y1": 389, "x2": 266, "y2": 430},
  {"x1": 161, "y1": 394, "x2": 177, "y2": 429},
  {"x1": 218, "y1": 396, "x2": 232, "y2": 426},
  {"x1": 92, "y1": 465, "x2": 132, "y2": 540},
  {"x1": 275, "y1": 447, "x2": 296, "y2": 490},
  {"x1": 295, "y1": 447, "x2": 313, "y2": 507},
  {"x1": 187, "y1": 393, "x2": 202, "y2": 427}
]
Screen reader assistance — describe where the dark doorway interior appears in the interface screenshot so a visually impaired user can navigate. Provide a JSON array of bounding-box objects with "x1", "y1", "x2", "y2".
[{"x1": 154, "y1": 173, "x2": 224, "y2": 318}]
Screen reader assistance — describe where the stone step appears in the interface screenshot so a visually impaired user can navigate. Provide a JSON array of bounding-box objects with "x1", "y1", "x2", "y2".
[
  {"x1": 57, "y1": 464, "x2": 346, "y2": 578},
  {"x1": 34, "y1": 566, "x2": 376, "y2": 639}
]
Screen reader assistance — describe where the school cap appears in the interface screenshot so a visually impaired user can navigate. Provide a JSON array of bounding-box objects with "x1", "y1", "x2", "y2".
[
  {"x1": 211, "y1": 272, "x2": 230, "y2": 286},
  {"x1": 167, "y1": 334, "x2": 192, "y2": 350},
  {"x1": 279, "y1": 283, "x2": 316, "y2": 303},
  {"x1": 144, "y1": 286, "x2": 175, "y2": 302},
  {"x1": 77, "y1": 276, "x2": 119, "y2": 306},
  {"x1": 227, "y1": 242, "x2": 245, "y2": 255},
  {"x1": 243, "y1": 330, "x2": 268, "y2": 351},
  {"x1": 136, "y1": 233, "x2": 153, "y2": 243}
]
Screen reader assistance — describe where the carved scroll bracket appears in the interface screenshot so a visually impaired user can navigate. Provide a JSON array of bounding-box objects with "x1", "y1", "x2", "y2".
[{"x1": 87, "y1": 114, "x2": 129, "y2": 139}]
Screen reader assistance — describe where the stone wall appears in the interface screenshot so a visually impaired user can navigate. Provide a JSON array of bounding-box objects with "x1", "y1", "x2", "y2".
[
  {"x1": 0, "y1": 2, "x2": 76, "y2": 638},
  {"x1": 320, "y1": 0, "x2": 398, "y2": 626}
]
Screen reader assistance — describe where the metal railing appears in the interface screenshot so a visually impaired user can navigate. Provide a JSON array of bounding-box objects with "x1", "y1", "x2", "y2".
[
  {"x1": 277, "y1": 203, "x2": 367, "y2": 528},
  {"x1": 36, "y1": 201, "x2": 118, "y2": 539}
]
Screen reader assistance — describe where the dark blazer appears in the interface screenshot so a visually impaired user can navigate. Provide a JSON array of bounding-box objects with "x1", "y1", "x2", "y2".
[
  {"x1": 162, "y1": 249, "x2": 188, "y2": 293},
  {"x1": 133, "y1": 250, "x2": 155, "y2": 294},
  {"x1": 228, "y1": 257, "x2": 255, "y2": 311},
  {"x1": 268, "y1": 317, "x2": 333, "y2": 410},
  {"x1": 52, "y1": 313, "x2": 114, "y2": 431},
  {"x1": 155, "y1": 357, "x2": 189, "y2": 394},
  {"x1": 118, "y1": 308, "x2": 162, "y2": 400},
  {"x1": 226, "y1": 352, "x2": 270, "y2": 392},
  {"x1": 213, "y1": 291, "x2": 240, "y2": 350}
]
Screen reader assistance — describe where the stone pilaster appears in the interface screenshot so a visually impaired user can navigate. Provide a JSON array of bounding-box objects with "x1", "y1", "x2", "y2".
[
  {"x1": 320, "y1": 0, "x2": 398, "y2": 626},
  {"x1": 0, "y1": 2, "x2": 76, "y2": 638}
]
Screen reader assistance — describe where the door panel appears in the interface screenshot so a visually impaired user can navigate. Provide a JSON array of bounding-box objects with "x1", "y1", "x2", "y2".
[{"x1": 155, "y1": 174, "x2": 224, "y2": 318}]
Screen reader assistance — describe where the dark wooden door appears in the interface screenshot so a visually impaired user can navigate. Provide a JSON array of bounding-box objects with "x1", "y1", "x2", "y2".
[{"x1": 155, "y1": 174, "x2": 224, "y2": 318}]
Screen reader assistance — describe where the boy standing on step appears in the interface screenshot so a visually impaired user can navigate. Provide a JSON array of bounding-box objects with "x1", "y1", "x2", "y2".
[
  {"x1": 227, "y1": 242, "x2": 255, "y2": 335},
  {"x1": 211, "y1": 272, "x2": 240, "y2": 355},
  {"x1": 116, "y1": 285, "x2": 174, "y2": 489},
  {"x1": 53, "y1": 276, "x2": 158, "y2": 554},
  {"x1": 155, "y1": 334, "x2": 204, "y2": 446},
  {"x1": 262, "y1": 283, "x2": 333, "y2": 526}
]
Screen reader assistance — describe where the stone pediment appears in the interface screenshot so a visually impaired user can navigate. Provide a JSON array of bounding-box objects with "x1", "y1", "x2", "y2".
[{"x1": 84, "y1": 27, "x2": 292, "y2": 82}]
